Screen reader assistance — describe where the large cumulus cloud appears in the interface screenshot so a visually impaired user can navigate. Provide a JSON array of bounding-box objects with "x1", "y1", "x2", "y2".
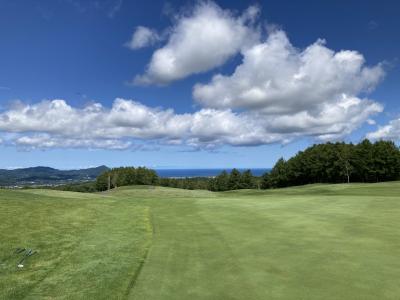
[
  {"x1": 133, "y1": 2, "x2": 260, "y2": 85},
  {"x1": 0, "y1": 96, "x2": 383, "y2": 150},
  {"x1": 0, "y1": 2, "x2": 388, "y2": 150},
  {"x1": 193, "y1": 30, "x2": 384, "y2": 114}
]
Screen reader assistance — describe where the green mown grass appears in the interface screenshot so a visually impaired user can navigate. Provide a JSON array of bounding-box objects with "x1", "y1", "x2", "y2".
[
  {"x1": 1, "y1": 182, "x2": 400, "y2": 299},
  {"x1": 0, "y1": 189, "x2": 152, "y2": 299}
]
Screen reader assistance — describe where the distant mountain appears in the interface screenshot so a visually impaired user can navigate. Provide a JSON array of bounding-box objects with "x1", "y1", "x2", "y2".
[{"x1": 0, "y1": 165, "x2": 109, "y2": 187}]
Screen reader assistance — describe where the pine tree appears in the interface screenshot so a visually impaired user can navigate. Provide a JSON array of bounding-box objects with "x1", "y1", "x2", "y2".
[
  {"x1": 228, "y1": 169, "x2": 241, "y2": 190},
  {"x1": 239, "y1": 170, "x2": 255, "y2": 189},
  {"x1": 260, "y1": 172, "x2": 270, "y2": 189},
  {"x1": 215, "y1": 170, "x2": 229, "y2": 191},
  {"x1": 269, "y1": 158, "x2": 289, "y2": 188}
]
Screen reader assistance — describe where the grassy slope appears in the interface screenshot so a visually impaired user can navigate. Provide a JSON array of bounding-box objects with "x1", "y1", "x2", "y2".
[
  {"x1": 0, "y1": 189, "x2": 152, "y2": 299},
  {"x1": 1, "y1": 182, "x2": 400, "y2": 299},
  {"x1": 113, "y1": 183, "x2": 400, "y2": 300}
]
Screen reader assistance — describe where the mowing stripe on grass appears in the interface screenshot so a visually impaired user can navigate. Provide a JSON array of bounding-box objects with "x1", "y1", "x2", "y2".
[{"x1": 124, "y1": 207, "x2": 154, "y2": 299}]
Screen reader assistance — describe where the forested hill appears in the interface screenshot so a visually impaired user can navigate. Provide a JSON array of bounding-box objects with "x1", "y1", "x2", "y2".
[
  {"x1": 0, "y1": 165, "x2": 109, "y2": 187},
  {"x1": 263, "y1": 140, "x2": 400, "y2": 188}
]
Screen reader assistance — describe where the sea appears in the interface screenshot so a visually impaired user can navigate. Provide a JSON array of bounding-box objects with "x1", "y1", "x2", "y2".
[{"x1": 155, "y1": 168, "x2": 270, "y2": 178}]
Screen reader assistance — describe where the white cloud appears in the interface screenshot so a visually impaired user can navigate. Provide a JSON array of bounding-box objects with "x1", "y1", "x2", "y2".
[
  {"x1": 193, "y1": 30, "x2": 384, "y2": 114},
  {"x1": 126, "y1": 26, "x2": 161, "y2": 49},
  {"x1": 265, "y1": 95, "x2": 383, "y2": 140},
  {"x1": 108, "y1": 0, "x2": 123, "y2": 18},
  {"x1": 16, "y1": 134, "x2": 132, "y2": 150},
  {"x1": 0, "y1": 99, "x2": 271, "y2": 149},
  {"x1": 0, "y1": 97, "x2": 383, "y2": 150},
  {"x1": 190, "y1": 30, "x2": 384, "y2": 143},
  {"x1": 133, "y1": 2, "x2": 260, "y2": 85},
  {"x1": 367, "y1": 118, "x2": 400, "y2": 141},
  {"x1": 0, "y1": 4, "x2": 387, "y2": 151}
]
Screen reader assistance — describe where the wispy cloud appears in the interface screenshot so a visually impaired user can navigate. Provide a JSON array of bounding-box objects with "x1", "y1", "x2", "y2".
[
  {"x1": 368, "y1": 20, "x2": 379, "y2": 30},
  {"x1": 62, "y1": 0, "x2": 123, "y2": 18},
  {"x1": 125, "y1": 26, "x2": 162, "y2": 49},
  {"x1": 36, "y1": 5, "x2": 54, "y2": 20},
  {"x1": 108, "y1": 0, "x2": 123, "y2": 18},
  {"x1": 63, "y1": 0, "x2": 87, "y2": 13}
]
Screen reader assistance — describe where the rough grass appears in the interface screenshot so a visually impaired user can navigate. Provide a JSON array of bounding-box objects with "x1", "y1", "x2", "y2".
[
  {"x1": 1, "y1": 182, "x2": 400, "y2": 299},
  {"x1": 0, "y1": 189, "x2": 152, "y2": 299}
]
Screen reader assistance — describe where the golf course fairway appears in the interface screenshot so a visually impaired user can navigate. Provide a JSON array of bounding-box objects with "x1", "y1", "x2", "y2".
[{"x1": 1, "y1": 182, "x2": 400, "y2": 299}]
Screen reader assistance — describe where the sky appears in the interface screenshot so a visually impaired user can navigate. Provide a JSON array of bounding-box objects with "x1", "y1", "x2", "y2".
[{"x1": 0, "y1": 0, "x2": 399, "y2": 169}]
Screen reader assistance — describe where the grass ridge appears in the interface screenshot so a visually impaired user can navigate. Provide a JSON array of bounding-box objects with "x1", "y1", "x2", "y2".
[{"x1": 124, "y1": 207, "x2": 154, "y2": 299}]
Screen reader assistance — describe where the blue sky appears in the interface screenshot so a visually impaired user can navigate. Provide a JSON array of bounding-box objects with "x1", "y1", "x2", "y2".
[{"x1": 0, "y1": 0, "x2": 399, "y2": 169}]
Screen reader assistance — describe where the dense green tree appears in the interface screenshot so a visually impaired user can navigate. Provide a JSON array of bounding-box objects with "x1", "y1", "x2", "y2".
[
  {"x1": 208, "y1": 171, "x2": 226, "y2": 191},
  {"x1": 228, "y1": 169, "x2": 241, "y2": 190},
  {"x1": 268, "y1": 158, "x2": 290, "y2": 188},
  {"x1": 239, "y1": 170, "x2": 255, "y2": 189},
  {"x1": 209, "y1": 169, "x2": 257, "y2": 191},
  {"x1": 372, "y1": 140, "x2": 400, "y2": 182},
  {"x1": 159, "y1": 177, "x2": 211, "y2": 190},
  {"x1": 54, "y1": 181, "x2": 98, "y2": 193},
  {"x1": 263, "y1": 140, "x2": 400, "y2": 188},
  {"x1": 98, "y1": 140, "x2": 400, "y2": 192},
  {"x1": 135, "y1": 167, "x2": 157, "y2": 185},
  {"x1": 260, "y1": 172, "x2": 271, "y2": 189},
  {"x1": 353, "y1": 139, "x2": 375, "y2": 182},
  {"x1": 215, "y1": 171, "x2": 230, "y2": 191},
  {"x1": 96, "y1": 167, "x2": 159, "y2": 191},
  {"x1": 96, "y1": 171, "x2": 111, "y2": 191}
]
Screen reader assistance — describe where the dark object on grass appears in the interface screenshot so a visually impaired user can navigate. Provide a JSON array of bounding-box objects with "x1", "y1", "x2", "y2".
[
  {"x1": 17, "y1": 248, "x2": 37, "y2": 267},
  {"x1": 0, "y1": 248, "x2": 38, "y2": 269},
  {"x1": 14, "y1": 248, "x2": 26, "y2": 254}
]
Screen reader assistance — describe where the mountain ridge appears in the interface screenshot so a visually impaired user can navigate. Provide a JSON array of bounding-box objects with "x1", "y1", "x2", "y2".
[{"x1": 0, "y1": 165, "x2": 109, "y2": 186}]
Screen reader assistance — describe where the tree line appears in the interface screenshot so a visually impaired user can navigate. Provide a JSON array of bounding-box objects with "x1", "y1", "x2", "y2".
[
  {"x1": 94, "y1": 166, "x2": 258, "y2": 191},
  {"x1": 158, "y1": 177, "x2": 210, "y2": 190},
  {"x1": 56, "y1": 139, "x2": 400, "y2": 193},
  {"x1": 95, "y1": 167, "x2": 158, "y2": 191},
  {"x1": 262, "y1": 140, "x2": 400, "y2": 188},
  {"x1": 208, "y1": 169, "x2": 257, "y2": 191}
]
